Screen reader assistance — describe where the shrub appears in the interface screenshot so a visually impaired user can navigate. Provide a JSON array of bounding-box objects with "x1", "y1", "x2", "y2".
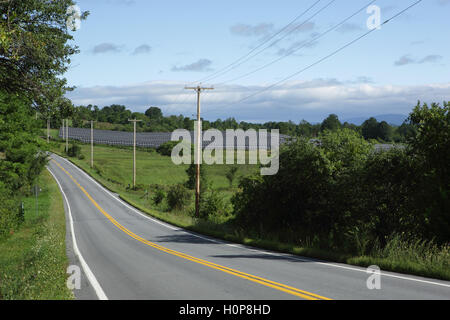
[
  {"x1": 167, "y1": 184, "x2": 191, "y2": 211},
  {"x1": 67, "y1": 143, "x2": 81, "y2": 158},
  {"x1": 199, "y1": 189, "x2": 225, "y2": 219},
  {"x1": 152, "y1": 186, "x2": 165, "y2": 206},
  {"x1": 225, "y1": 165, "x2": 238, "y2": 187},
  {"x1": 232, "y1": 130, "x2": 374, "y2": 247},
  {"x1": 156, "y1": 140, "x2": 182, "y2": 157},
  {"x1": 0, "y1": 188, "x2": 21, "y2": 239},
  {"x1": 185, "y1": 163, "x2": 208, "y2": 193}
]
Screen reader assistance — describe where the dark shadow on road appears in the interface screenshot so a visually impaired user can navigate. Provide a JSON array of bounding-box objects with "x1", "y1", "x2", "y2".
[
  {"x1": 153, "y1": 231, "x2": 221, "y2": 245},
  {"x1": 210, "y1": 254, "x2": 312, "y2": 263}
]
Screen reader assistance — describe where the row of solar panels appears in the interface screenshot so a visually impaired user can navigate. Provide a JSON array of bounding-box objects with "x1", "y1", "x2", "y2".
[{"x1": 58, "y1": 127, "x2": 291, "y2": 149}]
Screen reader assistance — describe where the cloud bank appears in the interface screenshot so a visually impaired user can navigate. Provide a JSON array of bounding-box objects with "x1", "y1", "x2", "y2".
[{"x1": 67, "y1": 79, "x2": 450, "y2": 123}]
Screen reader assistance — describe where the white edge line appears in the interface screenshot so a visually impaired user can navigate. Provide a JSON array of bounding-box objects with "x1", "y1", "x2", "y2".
[
  {"x1": 51, "y1": 154, "x2": 450, "y2": 289},
  {"x1": 47, "y1": 166, "x2": 109, "y2": 300}
]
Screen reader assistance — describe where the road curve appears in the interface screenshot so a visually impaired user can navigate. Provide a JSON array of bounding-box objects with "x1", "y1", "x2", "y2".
[{"x1": 47, "y1": 154, "x2": 450, "y2": 300}]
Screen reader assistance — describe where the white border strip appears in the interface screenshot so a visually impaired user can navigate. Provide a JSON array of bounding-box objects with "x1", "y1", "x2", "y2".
[
  {"x1": 47, "y1": 167, "x2": 108, "y2": 300},
  {"x1": 51, "y1": 154, "x2": 450, "y2": 289}
]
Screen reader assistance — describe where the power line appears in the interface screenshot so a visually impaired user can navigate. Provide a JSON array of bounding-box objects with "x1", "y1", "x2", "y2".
[
  {"x1": 215, "y1": 0, "x2": 378, "y2": 86},
  {"x1": 166, "y1": 1, "x2": 324, "y2": 108},
  {"x1": 198, "y1": 0, "x2": 339, "y2": 84},
  {"x1": 213, "y1": 0, "x2": 423, "y2": 110},
  {"x1": 193, "y1": 0, "x2": 324, "y2": 85}
]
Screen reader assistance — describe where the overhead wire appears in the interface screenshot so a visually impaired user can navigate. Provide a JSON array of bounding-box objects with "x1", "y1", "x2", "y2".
[
  {"x1": 214, "y1": 0, "x2": 378, "y2": 86},
  {"x1": 162, "y1": 0, "x2": 326, "y2": 109},
  {"x1": 209, "y1": 0, "x2": 423, "y2": 112}
]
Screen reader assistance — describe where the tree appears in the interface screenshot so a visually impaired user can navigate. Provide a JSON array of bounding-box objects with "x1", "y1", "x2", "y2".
[
  {"x1": 0, "y1": 0, "x2": 88, "y2": 101},
  {"x1": 185, "y1": 163, "x2": 208, "y2": 194},
  {"x1": 377, "y1": 121, "x2": 393, "y2": 142},
  {"x1": 0, "y1": 1, "x2": 87, "y2": 237},
  {"x1": 145, "y1": 107, "x2": 163, "y2": 119},
  {"x1": 225, "y1": 166, "x2": 238, "y2": 187},
  {"x1": 0, "y1": 91, "x2": 47, "y2": 192},
  {"x1": 361, "y1": 117, "x2": 379, "y2": 140},
  {"x1": 361, "y1": 118, "x2": 394, "y2": 141},
  {"x1": 407, "y1": 101, "x2": 450, "y2": 242},
  {"x1": 320, "y1": 114, "x2": 341, "y2": 132}
]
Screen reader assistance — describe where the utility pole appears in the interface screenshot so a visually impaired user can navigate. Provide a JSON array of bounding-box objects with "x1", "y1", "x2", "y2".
[
  {"x1": 47, "y1": 118, "x2": 50, "y2": 143},
  {"x1": 62, "y1": 119, "x2": 65, "y2": 141},
  {"x1": 128, "y1": 119, "x2": 142, "y2": 189},
  {"x1": 90, "y1": 120, "x2": 96, "y2": 168},
  {"x1": 65, "y1": 119, "x2": 69, "y2": 153},
  {"x1": 184, "y1": 86, "x2": 214, "y2": 217}
]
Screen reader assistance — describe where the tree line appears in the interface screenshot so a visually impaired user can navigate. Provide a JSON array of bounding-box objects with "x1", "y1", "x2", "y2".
[
  {"x1": 47, "y1": 103, "x2": 416, "y2": 143},
  {"x1": 232, "y1": 101, "x2": 450, "y2": 254},
  {"x1": 0, "y1": 0, "x2": 88, "y2": 237}
]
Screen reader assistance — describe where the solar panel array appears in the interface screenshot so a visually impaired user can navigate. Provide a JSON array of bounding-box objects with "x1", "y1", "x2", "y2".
[
  {"x1": 59, "y1": 127, "x2": 291, "y2": 150},
  {"x1": 58, "y1": 127, "x2": 401, "y2": 151}
]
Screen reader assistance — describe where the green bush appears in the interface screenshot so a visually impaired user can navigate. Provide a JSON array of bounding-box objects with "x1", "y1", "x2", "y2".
[
  {"x1": 167, "y1": 184, "x2": 191, "y2": 211},
  {"x1": 232, "y1": 130, "x2": 373, "y2": 247},
  {"x1": 0, "y1": 188, "x2": 21, "y2": 239},
  {"x1": 185, "y1": 163, "x2": 208, "y2": 193},
  {"x1": 225, "y1": 166, "x2": 239, "y2": 187},
  {"x1": 199, "y1": 190, "x2": 226, "y2": 219},
  {"x1": 67, "y1": 143, "x2": 81, "y2": 158},
  {"x1": 156, "y1": 140, "x2": 182, "y2": 156},
  {"x1": 152, "y1": 186, "x2": 165, "y2": 206}
]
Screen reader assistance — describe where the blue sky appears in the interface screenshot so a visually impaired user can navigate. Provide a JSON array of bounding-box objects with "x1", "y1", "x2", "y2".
[{"x1": 65, "y1": 0, "x2": 450, "y2": 123}]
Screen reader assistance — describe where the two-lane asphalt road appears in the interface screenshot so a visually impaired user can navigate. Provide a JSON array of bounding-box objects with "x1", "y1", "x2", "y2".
[{"x1": 47, "y1": 154, "x2": 450, "y2": 300}]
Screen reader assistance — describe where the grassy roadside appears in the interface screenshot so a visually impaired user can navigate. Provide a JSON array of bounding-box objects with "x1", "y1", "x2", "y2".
[
  {"x1": 50, "y1": 141, "x2": 450, "y2": 281},
  {"x1": 0, "y1": 169, "x2": 73, "y2": 300}
]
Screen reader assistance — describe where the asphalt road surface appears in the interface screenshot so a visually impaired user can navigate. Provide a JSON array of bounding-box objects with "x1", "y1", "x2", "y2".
[{"x1": 47, "y1": 154, "x2": 450, "y2": 300}]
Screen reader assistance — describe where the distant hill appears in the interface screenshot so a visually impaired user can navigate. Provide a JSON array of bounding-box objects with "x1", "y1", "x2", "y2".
[{"x1": 343, "y1": 114, "x2": 407, "y2": 126}]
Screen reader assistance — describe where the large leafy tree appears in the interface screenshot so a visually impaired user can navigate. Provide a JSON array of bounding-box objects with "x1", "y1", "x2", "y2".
[
  {"x1": 320, "y1": 114, "x2": 341, "y2": 132},
  {"x1": 0, "y1": 0, "x2": 87, "y2": 193},
  {"x1": 407, "y1": 101, "x2": 450, "y2": 242},
  {"x1": 145, "y1": 106, "x2": 163, "y2": 120},
  {"x1": 0, "y1": 0, "x2": 87, "y2": 110}
]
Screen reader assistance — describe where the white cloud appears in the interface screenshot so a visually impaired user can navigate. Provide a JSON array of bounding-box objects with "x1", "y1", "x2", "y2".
[
  {"x1": 172, "y1": 59, "x2": 213, "y2": 72},
  {"x1": 66, "y1": 80, "x2": 450, "y2": 123},
  {"x1": 230, "y1": 23, "x2": 274, "y2": 37},
  {"x1": 132, "y1": 44, "x2": 152, "y2": 55},
  {"x1": 92, "y1": 43, "x2": 123, "y2": 54}
]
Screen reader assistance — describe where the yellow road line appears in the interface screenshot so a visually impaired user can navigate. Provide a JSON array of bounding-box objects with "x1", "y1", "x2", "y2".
[{"x1": 52, "y1": 159, "x2": 331, "y2": 300}]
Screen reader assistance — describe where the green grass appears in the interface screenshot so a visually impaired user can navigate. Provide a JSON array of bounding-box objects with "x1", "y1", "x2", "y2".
[
  {"x1": 54, "y1": 142, "x2": 258, "y2": 197},
  {"x1": 41, "y1": 128, "x2": 60, "y2": 140},
  {"x1": 0, "y1": 170, "x2": 73, "y2": 300},
  {"x1": 50, "y1": 141, "x2": 450, "y2": 281}
]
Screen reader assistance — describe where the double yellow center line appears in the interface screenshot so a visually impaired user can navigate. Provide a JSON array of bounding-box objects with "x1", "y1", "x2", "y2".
[{"x1": 52, "y1": 159, "x2": 331, "y2": 300}]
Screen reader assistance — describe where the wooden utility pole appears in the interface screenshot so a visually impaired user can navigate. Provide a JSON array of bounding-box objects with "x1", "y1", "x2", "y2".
[
  {"x1": 62, "y1": 119, "x2": 65, "y2": 140},
  {"x1": 47, "y1": 118, "x2": 50, "y2": 143},
  {"x1": 90, "y1": 120, "x2": 96, "y2": 168},
  {"x1": 128, "y1": 119, "x2": 142, "y2": 189},
  {"x1": 65, "y1": 119, "x2": 69, "y2": 153},
  {"x1": 184, "y1": 86, "x2": 214, "y2": 217}
]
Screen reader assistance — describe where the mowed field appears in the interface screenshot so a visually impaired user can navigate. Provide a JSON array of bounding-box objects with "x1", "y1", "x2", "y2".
[
  {"x1": 74, "y1": 144, "x2": 259, "y2": 188},
  {"x1": 51, "y1": 142, "x2": 260, "y2": 219}
]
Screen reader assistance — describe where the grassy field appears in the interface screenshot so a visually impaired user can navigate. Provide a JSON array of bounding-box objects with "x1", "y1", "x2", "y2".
[
  {"x1": 49, "y1": 140, "x2": 450, "y2": 281},
  {"x1": 53, "y1": 142, "x2": 259, "y2": 208},
  {"x1": 0, "y1": 169, "x2": 73, "y2": 300}
]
